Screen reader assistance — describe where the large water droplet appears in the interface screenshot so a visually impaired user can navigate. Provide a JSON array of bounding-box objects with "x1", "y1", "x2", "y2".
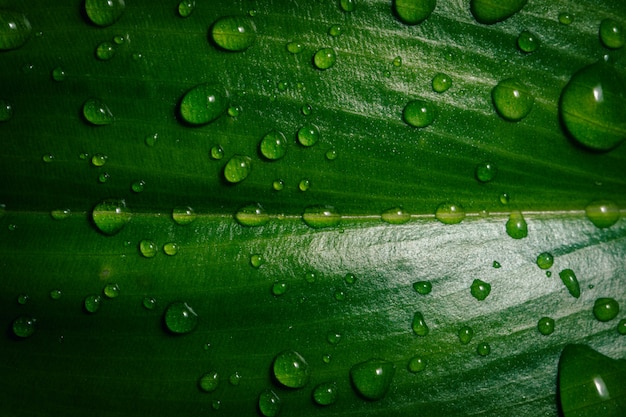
[
  {"x1": 12, "y1": 315, "x2": 36, "y2": 338},
  {"x1": 258, "y1": 389, "x2": 281, "y2": 417},
  {"x1": 599, "y1": 18, "x2": 625, "y2": 49},
  {"x1": 506, "y1": 211, "x2": 528, "y2": 239},
  {"x1": 83, "y1": 98, "x2": 114, "y2": 126},
  {"x1": 593, "y1": 298, "x2": 620, "y2": 322},
  {"x1": 492, "y1": 78, "x2": 534, "y2": 121},
  {"x1": 470, "y1": 0, "x2": 528, "y2": 24},
  {"x1": 273, "y1": 350, "x2": 310, "y2": 389},
  {"x1": 585, "y1": 200, "x2": 620, "y2": 228},
  {"x1": 223, "y1": 155, "x2": 252, "y2": 183},
  {"x1": 403, "y1": 99, "x2": 436, "y2": 128},
  {"x1": 235, "y1": 203, "x2": 270, "y2": 227},
  {"x1": 470, "y1": 279, "x2": 491, "y2": 301},
  {"x1": 85, "y1": 0, "x2": 125, "y2": 26},
  {"x1": 260, "y1": 130, "x2": 287, "y2": 160},
  {"x1": 381, "y1": 207, "x2": 411, "y2": 224},
  {"x1": 412, "y1": 312, "x2": 429, "y2": 336},
  {"x1": 164, "y1": 301, "x2": 198, "y2": 334},
  {"x1": 211, "y1": 16, "x2": 256, "y2": 52},
  {"x1": 559, "y1": 62, "x2": 626, "y2": 151},
  {"x1": 313, "y1": 48, "x2": 336, "y2": 70},
  {"x1": 313, "y1": 382, "x2": 338, "y2": 406},
  {"x1": 92, "y1": 199, "x2": 131, "y2": 235},
  {"x1": 393, "y1": 0, "x2": 436, "y2": 25},
  {"x1": 435, "y1": 202, "x2": 465, "y2": 224},
  {"x1": 350, "y1": 359, "x2": 395, "y2": 401},
  {"x1": 302, "y1": 206, "x2": 341, "y2": 228},
  {"x1": 198, "y1": 371, "x2": 219, "y2": 393},
  {"x1": 537, "y1": 316, "x2": 555, "y2": 335},
  {"x1": 179, "y1": 83, "x2": 229, "y2": 125},
  {"x1": 559, "y1": 269, "x2": 580, "y2": 298},
  {"x1": 0, "y1": 10, "x2": 32, "y2": 50}
]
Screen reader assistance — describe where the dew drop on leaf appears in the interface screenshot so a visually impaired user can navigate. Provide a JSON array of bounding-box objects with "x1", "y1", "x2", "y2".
[
  {"x1": 618, "y1": 319, "x2": 626, "y2": 335},
  {"x1": 49, "y1": 289, "x2": 62, "y2": 300},
  {"x1": 392, "y1": 56, "x2": 402, "y2": 67},
  {"x1": 537, "y1": 317, "x2": 555, "y2": 335},
  {"x1": 585, "y1": 200, "x2": 620, "y2": 228},
  {"x1": 139, "y1": 240, "x2": 157, "y2": 258},
  {"x1": 492, "y1": 78, "x2": 534, "y2": 121},
  {"x1": 297, "y1": 124, "x2": 320, "y2": 147},
  {"x1": 131, "y1": 180, "x2": 145, "y2": 193},
  {"x1": 83, "y1": 98, "x2": 114, "y2": 126},
  {"x1": 492, "y1": 260, "x2": 501, "y2": 268},
  {"x1": 258, "y1": 389, "x2": 281, "y2": 417},
  {"x1": 412, "y1": 312, "x2": 429, "y2": 336},
  {"x1": 558, "y1": 12, "x2": 573, "y2": 25},
  {"x1": 593, "y1": 298, "x2": 620, "y2": 322},
  {"x1": 344, "y1": 273, "x2": 357, "y2": 285},
  {"x1": 16, "y1": 293, "x2": 29, "y2": 305},
  {"x1": 470, "y1": 279, "x2": 491, "y2": 301},
  {"x1": 177, "y1": 1, "x2": 196, "y2": 18},
  {"x1": 313, "y1": 48, "x2": 336, "y2": 70},
  {"x1": 51, "y1": 66, "x2": 66, "y2": 82},
  {"x1": 536, "y1": 252, "x2": 554, "y2": 270},
  {"x1": 260, "y1": 130, "x2": 287, "y2": 160},
  {"x1": 250, "y1": 254, "x2": 264, "y2": 268},
  {"x1": 0, "y1": 99, "x2": 13, "y2": 121},
  {"x1": 517, "y1": 30, "x2": 539, "y2": 53},
  {"x1": 210, "y1": 145, "x2": 224, "y2": 160},
  {"x1": 95, "y1": 41, "x2": 116, "y2": 60},
  {"x1": 84, "y1": 0, "x2": 125, "y2": 26},
  {"x1": 142, "y1": 296, "x2": 157, "y2": 310},
  {"x1": 271, "y1": 281, "x2": 287, "y2": 296},
  {"x1": 558, "y1": 269, "x2": 580, "y2": 298},
  {"x1": 163, "y1": 242, "x2": 178, "y2": 256},
  {"x1": 328, "y1": 25, "x2": 342, "y2": 37},
  {"x1": 475, "y1": 161, "x2": 496, "y2": 182},
  {"x1": 210, "y1": 16, "x2": 256, "y2": 52},
  {"x1": 83, "y1": 294, "x2": 102, "y2": 313},
  {"x1": 179, "y1": 83, "x2": 229, "y2": 126},
  {"x1": 91, "y1": 153, "x2": 108, "y2": 167},
  {"x1": 403, "y1": 99, "x2": 437, "y2": 127},
  {"x1": 350, "y1": 359, "x2": 395, "y2": 401},
  {"x1": 272, "y1": 179, "x2": 284, "y2": 191},
  {"x1": 435, "y1": 202, "x2": 465, "y2": 224},
  {"x1": 224, "y1": 155, "x2": 252, "y2": 183},
  {"x1": 393, "y1": 0, "x2": 436, "y2": 25},
  {"x1": 163, "y1": 301, "x2": 198, "y2": 334},
  {"x1": 92, "y1": 199, "x2": 131, "y2": 235},
  {"x1": 103, "y1": 283, "x2": 120, "y2": 298},
  {"x1": 326, "y1": 331, "x2": 341, "y2": 344},
  {"x1": 325, "y1": 149, "x2": 338, "y2": 160},
  {"x1": 506, "y1": 211, "x2": 527, "y2": 239},
  {"x1": 198, "y1": 371, "x2": 219, "y2": 393},
  {"x1": 381, "y1": 207, "x2": 411, "y2": 224},
  {"x1": 412, "y1": 280, "x2": 432, "y2": 295},
  {"x1": 299, "y1": 179, "x2": 310, "y2": 191},
  {"x1": 172, "y1": 206, "x2": 196, "y2": 225},
  {"x1": 477, "y1": 342, "x2": 491, "y2": 356},
  {"x1": 286, "y1": 41, "x2": 304, "y2": 54},
  {"x1": 303, "y1": 206, "x2": 341, "y2": 228},
  {"x1": 12, "y1": 316, "x2": 36, "y2": 338},
  {"x1": 273, "y1": 350, "x2": 310, "y2": 388},
  {"x1": 313, "y1": 382, "x2": 338, "y2": 406},
  {"x1": 0, "y1": 10, "x2": 31, "y2": 50},
  {"x1": 407, "y1": 356, "x2": 426, "y2": 373},
  {"x1": 432, "y1": 72, "x2": 452, "y2": 93},
  {"x1": 458, "y1": 326, "x2": 474, "y2": 344},
  {"x1": 470, "y1": 0, "x2": 527, "y2": 24},
  {"x1": 599, "y1": 18, "x2": 624, "y2": 49},
  {"x1": 340, "y1": 0, "x2": 357, "y2": 12}
]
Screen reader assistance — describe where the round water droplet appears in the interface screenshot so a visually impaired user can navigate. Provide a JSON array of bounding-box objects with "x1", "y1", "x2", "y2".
[
  {"x1": 470, "y1": 279, "x2": 491, "y2": 301},
  {"x1": 458, "y1": 326, "x2": 474, "y2": 344},
  {"x1": 42, "y1": 153, "x2": 55, "y2": 163},
  {"x1": 412, "y1": 312, "x2": 429, "y2": 336},
  {"x1": 163, "y1": 242, "x2": 179, "y2": 256},
  {"x1": 303, "y1": 206, "x2": 341, "y2": 228},
  {"x1": 322, "y1": 353, "x2": 331, "y2": 363},
  {"x1": 298, "y1": 179, "x2": 310, "y2": 192},
  {"x1": 250, "y1": 254, "x2": 264, "y2": 268},
  {"x1": 517, "y1": 30, "x2": 539, "y2": 53},
  {"x1": 198, "y1": 371, "x2": 219, "y2": 393},
  {"x1": 435, "y1": 202, "x2": 465, "y2": 224},
  {"x1": 52, "y1": 67, "x2": 66, "y2": 82},
  {"x1": 340, "y1": 0, "x2": 357, "y2": 12},
  {"x1": 392, "y1": 56, "x2": 402, "y2": 67},
  {"x1": 83, "y1": 98, "x2": 114, "y2": 126},
  {"x1": 210, "y1": 145, "x2": 224, "y2": 160},
  {"x1": 470, "y1": 0, "x2": 527, "y2": 24},
  {"x1": 142, "y1": 296, "x2": 157, "y2": 310},
  {"x1": 178, "y1": 1, "x2": 196, "y2": 18},
  {"x1": 228, "y1": 105, "x2": 240, "y2": 117},
  {"x1": 313, "y1": 48, "x2": 336, "y2": 70},
  {"x1": 272, "y1": 179, "x2": 284, "y2": 191},
  {"x1": 179, "y1": 83, "x2": 229, "y2": 125},
  {"x1": 258, "y1": 389, "x2": 281, "y2": 417},
  {"x1": 408, "y1": 356, "x2": 426, "y2": 373},
  {"x1": 84, "y1": 0, "x2": 126, "y2": 27},
  {"x1": 412, "y1": 280, "x2": 432, "y2": 295},
  {"x1": 16, "y1": 294, "x2": 29, "y2": 305},
  {"x1": 350, "y1": 359, "x2": 395, "y2": 401},
  {"x1": 260, "y1": 130, "x2": 287, "y2": 160},
  {"x1": 96, "y1": 41, "x2": 116, "y2": 60},
  {"x1": 172, "y1": 206, "x2": 196, "y2": 225},
  {"x1": 313, "y1": 382, "x2": 338, "y2": 406},
  {"x1": 432, "y1": 72, "x2": 452, "y2": 93},
  {"x1": 0, "y1": 99, "x2": 13, "y2": 122},
  {"x1": 334, "y1": 289, "x2": 346, "y2": 301},
  {"x1": 537, "y1": 316, "x2": 555, "y2": 335},
  {"x1": 325, "y1": 149, "x2": 337, "y2": 160},
  {"x1": 297, "y1": 124, "x2": 320, "y2": 147},
  {"x1": 0, "y1": 10, "x2": 32, "y2": 50},
  {"x1": 164, "y1": 301, "x2": 198, "y2": 334},
  {"x1": 403, "y1": 99, "x2": 437, "y2": 128},
  {"x1": 91, "y1": 153, "x2": 108, "y2": 167},
  {"x1": 50, "y1": 289, "x2": 62, "y2": 300},
  {"x1": 559, "y1": 269, "x2": 580, "y2": 298},
  {"x1": 599, "y1": 18, "x2": 624, "y2": 49},
  {"x1": 286, "y1": 41, "x2": 304, "y2": 54},
  {"x1": 618, "y1": 319, "x2": 626, "y2": 335},
  {"x1": 92, "y1": 199, "x2": 131, "y2": 235},
  {"x1": 506, "y1": 211, "x2": 528, "y2": 239},
  {"x1": 381, "y1": 207, "x2": 411, "y2": 224},
  {"x1": 492, "y1": 78, "x2": 534, "y2": 121},
  {"x1": 84, "y1": 294, "x2": 102, "y2": 313},
  {"x1": 477, "y1": 342, "x2": 491, "y2": 356},
  {"x1": 536, "y1": 252, "x2": 554, "y2": 270},
  {"x1": 558, "y1": 12, "x2": 572, "y2": 25},
  {"x1": 593, "y1": 298, "x2": 619, "y2": 322},
  {"x1": 559, "y1": 61, "x2": 626, "y2": 151},
  {"x1": 393, "y1": 0, "x2": 436, "y2": 25},
  {"x1": 585, "y1": 200, "x2": 620, "y2": 228},
  {"x1": 327, "y1": 331, "x2": 341, "y2": 344},
  {"x1": 211, "y1": 16, "x2": 256, "y2": 51},
  {"x1": 12, "y1": 316, "x2": 36, "y2": 338},
  {"x1": 272, "y1": 281, "x2": 287, "y2": 296},
  {"x1": 328, "y1": 25, "x2": 342, "y2": 37},
  {"x1": 273, "y1": 350, "x2": 310, "y2": 388},
  {"x1": 301, "y1": 103, "x2": 313, "y2": 116},
  {"x1": 139, "y1": 240, "x2": 157, "y2": 258},
  {"x1": 475, "y1": 161, "x2": 497, "y2": 182},
  {"x1": 103, "y1": 283, "x2": 120, "y2": 298},
  {"x1": 344, "y1": 273, "x2": 356, "y2": 285},
  {"x1": 224, "y1": 155, "x2": 252, "y2": 183},
  {"x1": 131, "y1": 180, "x2": 145, "y2": 193}
]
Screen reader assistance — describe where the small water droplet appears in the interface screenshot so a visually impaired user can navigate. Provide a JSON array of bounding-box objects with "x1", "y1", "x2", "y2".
[
  {"x1": 142, "y1": 296, "x2": 157, "y2": 310},
  {"x1": 599, "y1": 18, "x2": 624, "y2": 49},
  {"x1": 413, "y1": 281, "x2": 432, "y2": 295},
  {"x1": 179, "y1": 83, "x2": 229, "y2": 125},
  {"x1": 499, "y1": 193, "x2": 510, "y2": 205},
  {"x1": 350, "y1": 359, "x2": 395, "y2": 401},
  {"x1": 327, "y1": 331, "x2": 341, "y2": 344},
  {"x1": 403, "y1": 99, "x2": 437, "y2": 128},
  {"x1": 224, "y1": 155, "x2": 252, "y2": 183},
  {"x1": 172, "y1": 206, "x2": 196, "y2": 225},
  {"x1": 112, "y1": 34, "x2": 125, "y2": 44},
  {"x1": 211, "y1": 15, "x2": 257, "y2": 51},
  {"x1": 272, "y1": 179, "x2": 284, "y2": 191},
  {"x1": 407, "y1": 356, "x2": 426, "y2": 373},
  {"x1": 585, "y1": 200, "x2": 620, "y2": 228},
  {"x1": 42, "y1": 153, "x2": 55, "y2": 163},
  {"x1": 475, "y1": 161, "x2": 497, "y2": 182},
  {"x1": 393, "y1": 0, "x2": 436, "y2": 25},
  {"x1": 458, "y1": 326, "x2": 474, "y2": 344},
  {"x1": 92, "y1": 199, "x2": 131, "y2": 235},
  {"x1": 198, "y1": 371, "x2": 219, "y2": 392},
  {"x1": 313, "y1": 48, "x2": 336, "y2": 70},
  {"x1": 537, "y1": 316, "x2": 555, "y2": 335},
  {"x1": 91, "y1": 153, "x2": 108, "y2": 167},
  {"x1": 344, "y1": 273, "x2": 356, "y2": 285},
  {"x1": 412, "y1": 312, "x2": 429, "y2": 336},
  {"x1": 7, "y1": 223, "x2": 17, "y2": 231},
  {"x1": 470, "y1": 279, "x2": 491, "y2": 301},
  {"x1": 435, "y1": 202, "x2": 465, "y2": 224},
  {"x1": 536, "y1": 252, "x2": 554, "y2": 270},
  {"x1": 492, "y1": 260, "x2": 501, "y2": 268},
  {"x1": 517, "y1": 30, "x2": 539, "y2": 53},
  {"x1": 258, "y1": 389, "x2": 281, "y2": 417},
  {"x1": 250, "y1": 254, "x2": 264, "y2": 268},
  {"x1": 227, "y1": 105, "x2": 240, "y2": 117},
  {"x1": 286, "y1": 41, "x2": 304, "y2": 54},
  {"x1": 103, "y1": 283, "x2": 120, "y2": 299},
  {"x1": 325, "y1": 149, "x2": 337, "y2": 160},
  {"x1": 558, "y1": 12, "x2": 573, "y2": 25},
  {"x1": 559, "y1": 269, "x2": 580, "y2": 298},
  {"x1": 322, "y1": 353, "x2": 332, "y2": 363},
  {"x1": 506, "y1": 211, "x2": 528, "y2": 239},
  {"x1": 48, "y1": 289, "x2": 62, "y2": 300},
  {"x1": 210, "y1": 145, "x2": 224, "y2": 160},
  {"x1": 139, "y1": 240, "x2": 157, "y2": 258},
  {"x1": 84, "y1": 0, "x2": 126, "y2": 26},
  {"x1": 177, "y1": 1, "x2": 196, "y2": 18},
  {"x1": 593, "y1": 298, "x2": 620, "y2": 322},
  {"x1": 83, "y1": 98, "x2": 114, "y2": 126},
  {"x1": 476, "y1": 342, "x2": 491, "y2": 356},
  {"x1": 0, "y1": 10, "x2": 32, "y2": 50},
  {"x1": 492, "y1": 78, "x2": 534, "y2": 121},
  {"x1": 470, "y1": 0, "x2": 527, "y2": 24},
  {"x1": 131, "y1": 180, "x2": 145, "y2": 193},
  {"x1": 340, "y1": 0, "x2": 357, "y2": 12},
  {"x1": 84, "y1": 294, "x2": 102, "y2": 313},
  {"x1": 328, "y1": 25, "x2": 342, "y2": 37},
  {"x1": 164, "y1": 301, "x2": 198, "y2": 334},
  {"x1": 313, "y1": 381, "x2": 338, "y2": 406},
  {"x1": 617, "y1": 319, "x2": 626, "y2": 335},
  {"x1": 17, "y1": 294, "x2": 29, "y2": 305},
  {"x1": 163, "y1": 242, "x2": 179, "y2": 256},
  {"x1": 432, "y1": 72, "x2": 452, "y2": 93},
  {"x1": 12, "y1": 316, "x2": 36, "y2": 338},
  {"x1": 272, "y1": 281, "x2": 288, "y2": 296},
  {"x1": 273, "y1": 350, "x2": 310, "y2": 388},
  {"x1": 381, "y1": 207, "x2": 411, "y2": 224},
  {"x1": 392, "y1": 56, "x2": 402, "y2": 67},
  {"x1": 51, "y1": 66, "x2": 66, "y2": 82},
  {"x1": 298, "y1": 179, "x2": 310, "y2": 192},
  {"x1": 334, "y1": 289, "x2": 346, "y2": 301},
  {"x1": 260, "y1": 130, "x2": 287, "y2": 160},
  {"x1": 0, "y1": 99, "x2": 13, "y2": 122},
  {"x1": 303, "y1": 206, "x2": 341, "y2": 228},
  {"x1": 95, "y1": 41, "x2": 116, "y2": 60}
]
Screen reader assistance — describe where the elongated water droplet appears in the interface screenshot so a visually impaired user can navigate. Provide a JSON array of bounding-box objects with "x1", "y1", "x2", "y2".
[
  {"x1": 297, "y1": 124, "x2": 320, "y2": 147},
  {"x1": 559, "y1": 268, "x2": 580, "y2": 298},
  {"x1": 164, "y1": 301, "x2": 198, "y2": 334},
  {"x1": 85, "y1": 0, "x2": 125, "y2": 26},
  {"x1": 83, "y1": 98, "x2": 114, "y2": 125},
  {"x1": 506, "y1": 211, "x2": 528, "y2": 239},
  {"x1": 179, "y1": 83, "x2": 229, "y2": 125},
  {"x1": 599, "y1": 18, "x2": 625, "y2": 49},
  {"x1": 198, "y1": 371, "x2": 219, "y2": 393},
  {"x1": 12, "y1": 316, "x2": 36, "y2": 338},
  {"x1": 408, "y1": 356, "x2": 426, "y2": 373},
  {"x1": 178, "y1": 1, "x2": 196, "y2": 18},
  {"x1": 492, "y1": 78, "x2": 534, "y2": 121},
  {"x1": 381, "y1": 207, "x2": 411, "y2": 224},
  {"x1": 273, "y1": 350, "x2": 310, "y2": 388},
  {"x1": 84, "y1": 294, "x2": 102, "y2": 313},
  {"x1": 536, "y1": 252, "x2": 554, "y2": 270},
  {"x1": 298, "y1": 179, "x2": 310, "y2": 192},
  {"x1": 303, "y1": 206, "x2": 341, "y2": 228},
  {"x1": 517, "y1": 30, "x2": 539, "y2": 53},
  {"x1": 92, "y1": 199, "x2": 131, "y2": 235},
  {"x1": 412, "y1": 281, "x2": 432, "y2": 295},
  {"x1": 313, "y1": 382, "x2": 338, "y2": 406},
  {"x1": 0, "y1": 99, "x2": 13, "y2": 121},
  {"x1": 224, "y1": 155, "x2": 252, "y2": 183},
  {"x1": 560, "y1": 61, "x2": 626, "y2": 151},
  {"x1": 172, "y1": 206, "x2": 196, "y2": 225},
  {"x1": 51, "y1": 208, "x2": 71, "y2": 220},
  {"x1": 435, "y1": 202, "x2": 465, "y2": 224},
  {"x1": 260, "y1": 130, "x2": 287, "y2": 160},
  {"x1": 258, "y1": 389, "x2": 281, "y2": 417},
  {"x1": 0, "y1": 10, "x2": 32, "y2": 50},
  {"x1": 139, "y1": 240, "x2": 157, "y2": 258},
  {"x1": 286, "y1": 41, "x2": 304, "y2": 54},
  {"x1": 350, "y1": 359, "x2": 395, "y2": 401},
  {"x1": 313, "y1": 48, "x2": 336, "y2": 70},
  {"x1": 470, "y1": 0, "x2": 527, "y2": 24},
  {"x1": 412, "y1": 312, "x2": 429, "y2": 336},
  {"x1": 403, "y1": 99, "x2": 436, "y2": 128},
  {"x1": 458, "y1": 326, "x2": 474, "y2": 344},
  {"x1": 235, "y1": 203, "x2": 270, "y2": 227},
  {"x1": 340, "y1": 0, "x2": 357, "y2": 12},
  {"x1": 211, "y1": 16, "x2": 256, "y2": 51},
  {"x1": 393, "y1": 0, "x2": 436, "y2": 25},
  {"x1": 585, "y1": 200, "x2": 620, "y2": 228},
  {"x1": 537, "y1": 316, "x2": 555, "y2": 335},
  {"x1": 470, "y1": 279, "x2": 491, "y2": 301},
  {"x1": 593, "y1": 298, "x2": 619, "y2": 322},
  {"x1": 432, "y1": 72, "x2": 452, "y2": 93}
]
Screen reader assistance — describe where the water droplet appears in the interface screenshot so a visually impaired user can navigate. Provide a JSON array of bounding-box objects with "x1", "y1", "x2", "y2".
[
  {"x1": 95, "y1": 41, "x2": 116, "y2": 60},
  {"x1": 350, "y1": 359, "x2": 395, "y2": 401},
  {"x1": 618, "y1": 319, "x2": 626, "y2": 335},
  {"x1": 298, "y1": 179, "x2": 310, "y2": 191},
  {"x1": 179, "y1": 83, "x2": 229, "y2": 125},
  {"x1": 340, "y1": 0, "x2": 357, "y2": 12},
  {"x1": 102, "y1": 283, "x2": 120, "y2": 299},
  {"x1": 458, "y1": 326, "x2": 474, "y2": 344},
  {"x1": 476, "y1": 342, "x2": 491, "y2": 356},
  {"x1": 272, "y1": 281, "x2": 287, "y2": 296},
  {"x1": 163, "y1": 242, "x2": 179, "y2": 256},
  {"x1": 344, "y1": 273, "x2": 356, "y2": 285},
  {"x1": 435, "y1": 202, "x2": 465, "y2": 224},
  {"x1": 301, "y1": 103, "x2": 313, "y2": 116},
  {"x1": 98, "y1": 173, "x2": 109, "y2": 184},
  {"x1": 250, "y1": 254, "x2": 264, "y2": 268},
  {"x1": 227, "y1": 105, "x2": 240, "y2": 117},
  {"x1": 297, "y1": 124, "x2": 320, "y2": 147},
  {"x1": 325, "y1": 149, "x2": 338, "y2": 160},
  {"x1": 492, "y1": 78, "x2": 534, "y2": 121},
  {"x1": 17, "y1": 294, "x2": 29, "y2": 305},
  {"x1": 286, "y1": 41, "x2": 304, "y2": 54},
  {"x1": 537, "y1": 316, "x2": 555, "y2": 335},
  {"x1": 517, "y1": 30, "x2": 539, "y2": 53},
  {"x1": 407, "y1": 356, "x2": 426, "y2": 373},
  {"x1": 142, "y1": 296, "x2": 157, "y2": 310},
  {"x1": 50, "y1": 289, "x2": 62, "y2": 300},
  {"x1": 559, "y1": 269, "x2": 580, "y2": 298},
  {"x1": 211, "y1": 400, "x2": 221, "y2": 410},
  {"x1": 208, "y1": 146, "x2": 224, "y2": 161},
  {"x1": 506, "y1": 211, "x2": 528, "y2": 239},
  {"x1": 536, "y1": 252, "x2": 554, "y2": 270},
  {"x1": 139, "y1": 240, "x2": 157, "y2": 258},
  {"x1": 313, "y1": 382, "x2": 338, "y2": 406},
  {"x1": 112, "y1": 34, "x2": 125, "y2": 44},
  {"x1": 499, "y1": 193, "x2": 510, "y2": 205},
  {"x1": 83, "y1": 98, "x2": 114, "y2": 126},
  {"x1": 593, "y1": 298, "x2": 620, "y2": 322},
  {"x1": 413, "y1": 281, "x2": 432, "y2": 295},
  {"x1": 42, "y1": 153, "x2": 55, "y2": 163},
  {"x1": 131, "y1": 180, "x2": 145, "y2": 193},
  {"x1": 585, "y1": 200, "x2": 620, "y2": 228},
  {"x1": 224, "y1": 155, "x2": 252, "y2": 183},
  {"x1": 91, "y1": 153, "x2": 108, "y2": 167},
  {"x1": 381, "y1": 207, "x2": 411, "y2": 224},
  {"x1": 51, "y1": 66, "x2": 66, "y2": 82},
  {"x1": 211, "y1": 16, "x2": 257, "y2": 51},
  {"x1": 322, "y1": 353, "x2": 332, "y2": 363},
  {"x1": 164, "y1": 301, "x2": 198, "y2": 334},
  {"x1": 51, "y1": 208, "x2": 71, "y2": 221},
  {"x1": 432, "y1": 72, "x2": 452, "y2": 93},
  {"x1": 0, "y1": 10, "x2": 31, "y2": 50},
  {"x1": 260, "y1": 130, "x2": 287, "y2": 160},
  {"x1": 393, "y1": 0, "x2": 436, "y2": 25},
  {"x1": 470, "y1": 0, "x2": 527, "y2": 24},
  {"x1": 313, "y1": 48, "x2": 336, "y2": 70},
  {"x1": 92, "y1": 199, "x2": 131, "y2": 235},
  {"x1": 84, "y1": 0, "x2": 126, "y2": 26},
  {"x1": 0, "y1": 99, "x2": 13, "y2": 121},
  {"x1": 258, "y1": 389, "x2": 281, "y2": 417},
  {"x1": 492, "y1": 260, "x2": 501, "y2": 268},
  {"x1": 272, "y1": 179, "x2": 284, "y2": 191},
  {"x1": 178, "y1": 1, "x2": 196, "y2": 18},
  {"x1": 475, "y1": 161, "x2": 497, "y2": 182},
  {"x1": 327, "y1": 331, "x2": 341, "y2": 344},
  {"x1": 559, "y1": 61, "x2": 626, "y2": 151},
  {"x1": 229, "y1": 371, "x2": 242, "y2": 386},
  {"x1": 328, "y1": 25, "x2": 342, "y2": 37},
  {"x1": 599, "y1": 18, "x2": 624, "y2": 49},
  {"x1": 392, "y1": 56, "x2": 402, "y2": 67},
  {"x1": 403, "y1": 99, "x2": 437, "y2": 128},
  {"x1": 558, "y1": 12, "x2": 573, "y2": 25},
  {"x1": 412, "y1": 312, "x2": 429, "y2": 336},
  {"x1": 273, "y1": 350, "x2": 310, "y2": 388},
  {"x1": 198, "y1": 371, "x2": 219, "y2": 393},
  {"x1": 303, "y1": 206, "x2": 341, "y2": 228},
  {"x1": 470, "y1": 279, "x2": 491, "y2": 301},
  {"x1": 172, "y1": 206, "x2": 196, "y2": 225},
  {"x1": 84, "y1": 294, "x2": 102, "y2": 313},
  {"x1": 12, "y1": 316, "x2": 36, "y2": 338},
  {"x1": 334, "y1": 289, "x2": 346, "y2": 301}
]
